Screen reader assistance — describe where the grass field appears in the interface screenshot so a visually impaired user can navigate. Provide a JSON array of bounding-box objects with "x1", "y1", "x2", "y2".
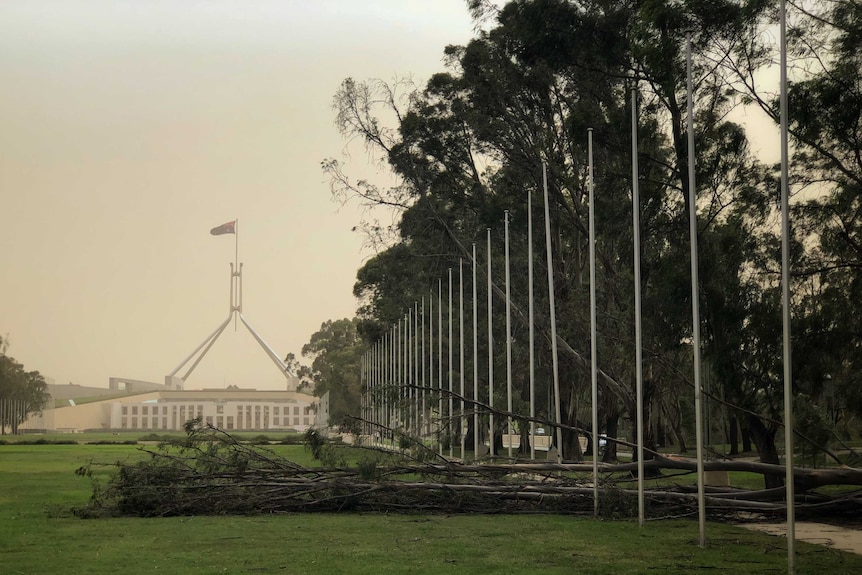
[{"x1": 2, "y1": 437, "x2": 862, "y2": 574}]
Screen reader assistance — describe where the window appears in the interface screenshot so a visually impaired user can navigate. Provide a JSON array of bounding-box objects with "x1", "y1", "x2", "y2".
[
  {"x1": 216, "y1": 416, "x2": 223, "y2": 428},
  {"x1": 162, "y1": 417, "x2": 167, "y2": 428},
  {"x1": 122, "y1": 406, "x2": 128, "y2": 415},
  {"x1": 303, "y1": 418, "x2": 309, "y2": 425},
  {"x1": 226, "y1": 416, "x2": 234, "y2": 430},
  {"x1": 216, "y1": 404, "x2": 224, "y2": 414},
  {"x1": 142, "y1": 406, "x2": 148, "y2": 415},
  {"x1": 206, "y1": 416, "x2": 213, "y2": 426},
  {"x1": 132, "y1": 406, "x2": 138, "y2": 415},
  {"x1": 274, "y1": 407, "x2": 280, "y2": 415},
  {"x1": 293, "y1": 407, "x2": 299, "y2": 416},
  {"x1": 131, "y1": 417, "x2": 138, "y2": 428}
]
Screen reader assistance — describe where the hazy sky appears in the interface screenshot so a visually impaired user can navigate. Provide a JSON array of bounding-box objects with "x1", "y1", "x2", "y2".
[{"x1": 0, "y1": 0, "x2": 477, "y2": 390}]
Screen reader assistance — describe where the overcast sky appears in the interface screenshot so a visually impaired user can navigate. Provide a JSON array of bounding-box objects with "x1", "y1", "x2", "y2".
[{"x1": 0, "y1": 0, "x2": 477, "y2": 390}]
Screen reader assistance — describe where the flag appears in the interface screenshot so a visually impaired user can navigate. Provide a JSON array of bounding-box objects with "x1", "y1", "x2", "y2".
[{"x1": 210, "y1": 221, "x2": 236, "y2": 235}]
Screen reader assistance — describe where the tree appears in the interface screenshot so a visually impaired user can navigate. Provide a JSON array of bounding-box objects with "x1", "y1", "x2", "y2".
[
  {"x1": 300, "y1": 319, "x2": 365, "y2": 430},
  {"x1": 0, "y1": 336, "x2": 50, "y2": 435}
]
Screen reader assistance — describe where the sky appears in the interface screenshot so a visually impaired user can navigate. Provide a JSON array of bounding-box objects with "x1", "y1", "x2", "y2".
[{"x1": 0, "y1": 0, "x2": 478, "y2": 391}]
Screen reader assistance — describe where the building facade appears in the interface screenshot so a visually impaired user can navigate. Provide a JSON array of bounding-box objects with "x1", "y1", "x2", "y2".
[{"x1": 18, "y1": 388, "x2": 324, "y2": 433}]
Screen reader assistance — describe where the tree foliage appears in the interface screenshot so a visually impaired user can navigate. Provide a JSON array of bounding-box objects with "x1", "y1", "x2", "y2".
[
  {"x1": 0, "y1": 336, "x2": 50, "y2": 435},
  {"x1": 299, "y1": 319, "x2": 364, "y2": 429},
  {"x1": 324, "y1": 0, "x2": 862, "y2": 472}
]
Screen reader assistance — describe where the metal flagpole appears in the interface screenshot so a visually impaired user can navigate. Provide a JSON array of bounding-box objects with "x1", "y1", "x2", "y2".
[
  {"x1": 632, "y1": 87, "x2": 646, "y2": 527},
  {"x1": 542, "y1": 163, "x2": 563, "y2": 464},
  {"x1": 421, "y1": 298, "x2": 426, "y2": 438},
  {"x1": 687, "y1": 37, "x2": 707, "y2": 547},
  {"x1": 448, "y1": 268, "x2": 454, "y2": 458},
  {"x1": 472, "y1": 243, "x2": 480, "y2": 457},
  {"x1": 487, "y1": 228, "x2": 495, "y2": 458},
  {"x1": 780, "y1": 0, "x2": 796, "y2": 570},
  {"x1": 407, "y1": 308, "x2": 413, "y2": 435},
  {"x1": 588, "y1": 128, "x2": 600, "y2": 515},
  {"x1": 460, "y1": 259, "x2": 466, "y2": 460},
  {"x1": 438, "y1": 279, "x2": 444, "y2": 456},
  {"x1": 415, "y1": 302, "x2": 420, "y2": 440},
  {"x1": 505, "y1": 210, "x2": 514, "y2": 459},
  {"x1": 411, "y1": 308, "x2": 416, "y2": 435},
  {"x1": 528, "y1": 188, "x2": 536, "y2": 461},
  {"x1": 398, "y1": 318, "x2": 403, "y2": 434},
  {"x1": 429, "y1": 291, "x2": 434, "y2": 444}
]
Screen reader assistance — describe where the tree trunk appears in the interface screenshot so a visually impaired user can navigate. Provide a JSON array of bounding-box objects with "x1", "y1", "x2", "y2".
[
  {"x1": 746, "y1": 413, "x2": 783, "y2": 489},
  {"x1": 728, "y1": 414, "x2": 739, "y2": 456},
  {"x1": 742, "y1": 424, "x2": 752, "y2": 452}
]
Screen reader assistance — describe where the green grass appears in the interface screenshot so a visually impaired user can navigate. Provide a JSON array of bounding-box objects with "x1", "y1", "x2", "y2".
[{"x1": 2, "y1": 440, "x2": 862, "y2": 574}]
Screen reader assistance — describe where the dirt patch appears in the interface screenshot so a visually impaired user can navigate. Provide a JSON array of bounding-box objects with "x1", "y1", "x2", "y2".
[{"x1": 741, "y1": 522, "x2": 862, "y2": 555}]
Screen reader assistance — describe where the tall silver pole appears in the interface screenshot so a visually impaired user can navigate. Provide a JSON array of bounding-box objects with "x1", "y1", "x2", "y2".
[
  {"x1": 438, "y1": 278, "x2": 444, "y2": 456},
  {"x1": 505, "y1": 210, "x2": 514, "y2": 459},
  {"x1": 459, "y1": 259, "x2": 466, "y2": 459},
  {"x1": 429, "y1": 291, "x2": 434, "y2": 444},
  {"x1": 389, "y1": 327, "x2": 394, "y2": 444},
  {"x1": 528, "y1": 188, "x2": 536, "y2": 461},
  {"x1": 687, "y1": 38, "x2": 707, "y2": 547},
  {"x1": 780, "y1": 0, "x2": 796, "y2": 570},
  {"x1": 407, "y1": 309, "x2": 412, "y2": 435},
  {"x1": 449, "y1": 267, "x2": 454, "y2": 458},
  {"x1": 542, "y1": 163, "x2": 563, "y2": 464},
  {"x1": 632, "y1": 88, "x2": 646, "y2": 526},
  {"x1": 422, "y1": 297, "x2": 426, "y2": 438},
  {"x1": 588, "y1": 128, "x2": 600, "y2": 515},
  {"x1": 487, "y1": 228, "x2": 495, "y2": 458},
  {"x1": 415, "y1": 302, "x2": 420, "y2": 437},
  {"x1": 472, "y1": 243, "x2": 480, "y2": 457}
]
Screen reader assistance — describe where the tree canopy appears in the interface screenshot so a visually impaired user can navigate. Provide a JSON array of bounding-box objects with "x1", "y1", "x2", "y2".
[
  {"x1": 323, "y1": 0, "x2": 862, "y2": 471},
  {"x1": 0, "y1": 335, "x2": 50, "y2": 435}
]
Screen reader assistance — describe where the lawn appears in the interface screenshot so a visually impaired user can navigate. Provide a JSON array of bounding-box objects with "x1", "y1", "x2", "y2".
[{"x1": 2, "y1": 438, "x2": 861, "y2": 574}]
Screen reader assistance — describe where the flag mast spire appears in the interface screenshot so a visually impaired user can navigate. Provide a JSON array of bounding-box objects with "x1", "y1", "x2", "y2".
[{"x1": 166, "y1": 219, "x2": 297, "y2": 390}]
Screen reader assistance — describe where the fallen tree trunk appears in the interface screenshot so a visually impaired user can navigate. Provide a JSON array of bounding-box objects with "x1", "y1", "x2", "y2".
[{"x1": 74, "y1": 426, "x2": 862, "y2": 522}]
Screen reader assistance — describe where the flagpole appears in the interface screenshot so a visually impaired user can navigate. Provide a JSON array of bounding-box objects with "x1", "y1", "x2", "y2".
[
  {"x1": 687, "y1": 37, "x2": 707, "y2": 548},
  {"x1": 632, "y1": 87, "x2": 646, "y2": 527},
  {"x1": 528, "y1": 187, "x2": 536, "y2": 461},
  {"x1": 505, "y1": 210, "x2": 513, "y2": 459},
  {"x1": 421, "y1": 297, "x2": 426, "y2": 439},
  {"x1": 438, "y1": 278, "x2": 443, "y2": 456},
  {"x1": 429, "y1": 290, "x2": 434, "y2": 446},
  {"x1": 472, "y1": 243, "x2": 480, "y2": 457},
  {"x1": 543, "y1": 162, "x2": 563, "y2": 464},
  {"x1": 487, "y1": 228, "x2": 495, "y2": 458},
  {"x1": 448, "y1": 267, "x2": 454, "y2": 458},
  {"x1": 780, "y1": 0, "x2": 796, "y2": 571},
  {"x1": 588, "y1": 127, "x2": 600, "y2": 516},
  {"x1": 459, "y1": 259, "x2": 466, "y2": 460}
]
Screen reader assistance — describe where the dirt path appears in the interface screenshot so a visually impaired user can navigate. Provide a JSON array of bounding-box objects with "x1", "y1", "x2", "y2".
[{"x1": 741, "y1": 522, "x2": 862, "y2": 555}]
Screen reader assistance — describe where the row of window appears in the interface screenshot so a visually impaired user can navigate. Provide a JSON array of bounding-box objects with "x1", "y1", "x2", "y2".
[
  {"x1": 118, "y1": 415, "x2": 311, "y2": 430},
  {"x1": 120, "y1": 404, "x2": 312, "y2": 416}
]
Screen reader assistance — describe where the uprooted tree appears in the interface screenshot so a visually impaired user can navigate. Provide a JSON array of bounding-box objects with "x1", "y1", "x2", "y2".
[{"x1": 75, "y1": 422, "x2": 862, "y2": 521}]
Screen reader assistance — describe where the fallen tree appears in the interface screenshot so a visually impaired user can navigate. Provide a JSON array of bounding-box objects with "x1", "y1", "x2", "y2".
[{"x1": 74, "y1": 424, "x2": 862, "y2": 522}]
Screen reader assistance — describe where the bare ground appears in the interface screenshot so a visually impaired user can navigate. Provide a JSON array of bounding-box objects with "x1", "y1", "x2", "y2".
[{"x1": 741, "y1": 522, "x2": 862, "y2": 555}]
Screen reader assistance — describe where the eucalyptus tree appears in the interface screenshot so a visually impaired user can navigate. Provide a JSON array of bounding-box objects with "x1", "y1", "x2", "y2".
[{"x1": 327, "y1": 0, "x2": 777, "y2": 463}]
